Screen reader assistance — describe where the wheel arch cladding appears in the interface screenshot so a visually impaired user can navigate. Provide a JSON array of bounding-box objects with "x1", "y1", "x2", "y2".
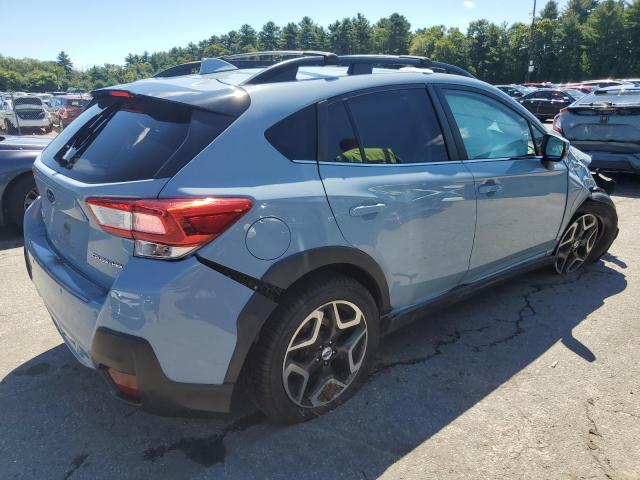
[{"x1": 223, "y1": 246, "x2": 390, "y2": 384}]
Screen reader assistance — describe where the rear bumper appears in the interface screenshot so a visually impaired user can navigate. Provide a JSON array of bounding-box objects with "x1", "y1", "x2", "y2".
[
  {"x1": 24, "y1": 197, "x2": 267, "y2": 415},
  {"x1": 92, "y1": 328, "x2": 234, "y2": 415},
  {"x1": 571, "y1": 148, "x2": 640, "y2": 173},
  {"x1": 11, "y1": 117, "x2": 51, "y2": 128}
]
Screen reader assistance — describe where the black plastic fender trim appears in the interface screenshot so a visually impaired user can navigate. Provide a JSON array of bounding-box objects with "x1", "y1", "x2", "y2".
[{"x1": 260, "y1": 246, "x2": 391, "y2": 314}]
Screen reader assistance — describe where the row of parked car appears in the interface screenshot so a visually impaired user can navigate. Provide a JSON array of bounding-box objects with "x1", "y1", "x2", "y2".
[
  {"x1": 495, "y1": 78, "x2": 640, "y2": 121},
  {"x1": 0, "y1": 91, "x2": 91, "y2": 134},
  {"x1": 495, "y1": 79, "x2": 640, "y2": 175}
]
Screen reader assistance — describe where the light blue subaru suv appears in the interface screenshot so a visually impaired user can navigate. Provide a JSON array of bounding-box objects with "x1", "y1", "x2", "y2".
[{"x1": 24, "y1": 52, "x2": 618, "y2": 424}]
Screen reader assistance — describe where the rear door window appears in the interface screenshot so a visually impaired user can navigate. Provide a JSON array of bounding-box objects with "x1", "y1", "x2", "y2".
[
  {"x1": 41, "y1": 95, "x2": 236, "y2": 183},
  {"x1": 326, "y1": 88, "x2": 448, "y2": 164},
  {"x1": 327, "y1": 101, "x2": 360, "y2": 162}
]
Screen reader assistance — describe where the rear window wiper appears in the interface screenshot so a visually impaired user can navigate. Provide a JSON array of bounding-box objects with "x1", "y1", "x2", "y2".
[{"x1": 54, "y1": 104, "x2": 118, "y2": 169}]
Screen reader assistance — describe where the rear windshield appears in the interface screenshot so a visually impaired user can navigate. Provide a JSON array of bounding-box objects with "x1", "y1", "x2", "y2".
[{"x1": 41, "y1": 95, "x2": 236, "y2": 183}]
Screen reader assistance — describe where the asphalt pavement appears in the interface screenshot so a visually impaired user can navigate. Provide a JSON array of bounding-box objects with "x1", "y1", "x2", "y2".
[{"x1": 0, "y1": 175, "x2": 638, "y2": 479}]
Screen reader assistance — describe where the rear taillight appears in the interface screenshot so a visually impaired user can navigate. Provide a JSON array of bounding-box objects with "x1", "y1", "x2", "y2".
[
  {"x1": 86, "y1": 197, "x2": 253, "y2": 259},
  {"x1": 552, "y1": 109, "x2": 567, "y2": 135}
]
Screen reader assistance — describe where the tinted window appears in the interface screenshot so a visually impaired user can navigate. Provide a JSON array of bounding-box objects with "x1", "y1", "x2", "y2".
[
  {"x1": 327, "y1": 101, "x2": 360, "y2": 162},
  {"x1": 42, "y1": 96, "x2": 235, "y2": 183},
  {"x1": 444, "y1": 90, "x2": 533, "y2": 159},
  {"x1": 265, "y1": 104, "x2": 317, "y2": 160},
  {"x1": 345, "y1": 89, "x2": 448, "y2": 164}
]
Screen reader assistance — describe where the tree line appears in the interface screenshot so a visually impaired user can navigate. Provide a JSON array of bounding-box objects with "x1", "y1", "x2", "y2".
[{"x1": 1, "y1": 0, "x2": 639, "y2": 93}]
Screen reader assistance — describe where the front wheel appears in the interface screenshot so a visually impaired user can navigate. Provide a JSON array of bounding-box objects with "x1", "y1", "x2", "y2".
[
  {"x1": 248, "y1": 274, "x2": 380, "y2": 424},
  {"x1": 555, "y1": 197, "x2": 618, "y2": 274}
]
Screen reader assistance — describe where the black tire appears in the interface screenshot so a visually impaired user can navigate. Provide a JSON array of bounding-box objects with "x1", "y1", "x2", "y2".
[
  {"x1": 247, "y1": 273, "x2": 380, "y2": 424},
  {"x1": 5, "y1": 175, "x2": 38, "y2": 228},
  {"x1": 554, "y1": 193, "x2": 618, "y2": 274}
]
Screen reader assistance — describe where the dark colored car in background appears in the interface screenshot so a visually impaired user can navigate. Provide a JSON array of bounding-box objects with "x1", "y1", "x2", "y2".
[
  {"x1": 0, "y1": 135, "x2": 49, "y2": 227},
  {"x1": 553, "y1": 86, "x2": 640, "y2": 173},
  {"x1": 519, "y1": 89, "x2": 578, "y2": 121},
  {"x1": 49, "y1": 94, "x2": 91, "y2": 129}
]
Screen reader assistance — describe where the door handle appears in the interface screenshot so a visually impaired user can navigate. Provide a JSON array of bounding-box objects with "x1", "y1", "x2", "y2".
[
  {"x1": 478, "y1": 182, "x2": 502, "y2": 195},
  {"x1": 349, "y1": 203, "x2": 386, "y2": 217}
]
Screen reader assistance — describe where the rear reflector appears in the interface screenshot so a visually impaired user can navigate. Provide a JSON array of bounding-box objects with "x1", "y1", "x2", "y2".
[
  {"x1": 107, "y1": 368, "x2": 140, "y2": 401},
  {"x1": 86, "y1": 197, "x2": 253, "y2": 259}
]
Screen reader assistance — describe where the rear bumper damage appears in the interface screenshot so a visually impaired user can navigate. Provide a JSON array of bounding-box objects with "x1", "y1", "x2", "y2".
[{"x1": 23, "y1": 197, "x2": 265, "y2": 415}]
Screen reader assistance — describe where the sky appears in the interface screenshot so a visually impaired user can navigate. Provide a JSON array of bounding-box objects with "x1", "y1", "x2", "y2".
[{"x1": 2, "y1": 0, "x2": 568, "y2": 69}]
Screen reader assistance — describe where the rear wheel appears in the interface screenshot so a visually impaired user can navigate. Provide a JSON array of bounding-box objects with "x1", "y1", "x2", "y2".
[
  {"x1": 555, "y1": 198, "x2": 618, "y2": 274},
  {"x1": 6, "y1": 175, "x2": 38, "y2": 228},
  {"x1": 248, "y1": 274, "x2": 379, "y2": 424}
]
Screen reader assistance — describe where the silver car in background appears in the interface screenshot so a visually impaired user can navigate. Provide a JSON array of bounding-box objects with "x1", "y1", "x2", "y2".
[{"x1": 553, "y1": 86, "x2": 640, "y2": 173}]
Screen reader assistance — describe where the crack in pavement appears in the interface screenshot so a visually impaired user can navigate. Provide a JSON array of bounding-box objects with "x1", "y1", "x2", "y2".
[
  {"x1": 585, "y1": 397, "x2": 615, "y2": 479},
  {"x1": 63, "y1": 453, "x2": 89, "y2": 480},
  {"x1": 371, "y1": 325, "x2": 491, "y2": 376},
  {"x1": 142, "y1": 411, "x2": 265, "y2": 467},
  {"x1": 472, "y1": 267, "x2": 597, "y2": 351},
  {"x1": 372, "y1": 267, "x2": 601, "y2": 374}
]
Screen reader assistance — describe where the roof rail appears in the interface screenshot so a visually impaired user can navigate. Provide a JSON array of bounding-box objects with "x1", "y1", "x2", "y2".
[
  {"x1": 243, "y1": 52, "x2": 474, "y2": 85},
  {"x1": 152, "y1": 51, "x2": 475, "y2": 82},
  {"x1": 241, "y1": 51, "x2": 339, "y2": 84}
]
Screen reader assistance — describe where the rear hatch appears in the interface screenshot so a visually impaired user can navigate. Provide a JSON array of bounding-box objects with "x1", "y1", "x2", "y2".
[
  {"x1": 563, "y1": 89, "x2": 640, "y2": 153},
  {"x1": 13, "y1": 96, "x2": 46, "y2": 120},
  {"x1": 35, "y1": 83, "x2": 247, "y2": 289}
]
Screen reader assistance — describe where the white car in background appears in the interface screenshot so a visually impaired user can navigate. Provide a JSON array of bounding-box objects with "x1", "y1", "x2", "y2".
[{"x1": 0, "y1": 95, "x2": 53, "y2": 134}]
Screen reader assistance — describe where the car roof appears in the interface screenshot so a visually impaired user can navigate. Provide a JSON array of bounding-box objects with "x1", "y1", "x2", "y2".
[{"x1": 105, "y1": 65, "x2": 490, "y2": 113}]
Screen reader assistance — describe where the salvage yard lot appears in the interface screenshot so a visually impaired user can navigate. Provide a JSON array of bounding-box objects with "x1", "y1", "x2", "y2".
[{"x1": 0, "y1": 176, "x2": 639, "y2": 480}]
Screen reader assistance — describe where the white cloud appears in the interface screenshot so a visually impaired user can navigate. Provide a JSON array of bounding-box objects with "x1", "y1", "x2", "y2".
[{"x1": 462, "y1": 0, "x2": 475, "y2": 8}]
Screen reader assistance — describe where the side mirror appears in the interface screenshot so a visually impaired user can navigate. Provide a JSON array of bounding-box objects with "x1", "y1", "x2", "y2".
[{"x1": 542, "y1": 134, "x2": 570, "y2": 162}]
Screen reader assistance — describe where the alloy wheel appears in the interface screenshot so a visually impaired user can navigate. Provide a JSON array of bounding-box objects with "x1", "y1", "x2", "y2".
[
  {"x1": 555, "y1": 214, "x2": 599, "y2": 274},
  {"x1": 282, "y1": 300, "x2": 368, "y2": 408}
]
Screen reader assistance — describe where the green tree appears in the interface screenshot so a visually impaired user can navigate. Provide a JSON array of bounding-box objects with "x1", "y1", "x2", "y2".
[
  {"x1": 259, "y1": 21, "x2": 281, "y2": 50},
  {"x1": 583, "y1": 0, "x2": 625, "y2": 77},
  {"x1": 25, "y1": 70, "x2": 59, "y2": 92},
  {"x1": 297, "y1": 17, "x2": 324, "y2": 50},
  {"x1": 433, "y1": 28, "x2": 470, "y2": 68},
  {"x1": 328, "y1": 18, "x2": 355, "y2": 54},
  {"x1": 280, "y1": 22, "x2": 299, "y2": 49},
  {"x1": 540, "y1": 1, "x2": 560, "y2": 20},
  {"x1": 564, "y1": 0, "x2": 599, "y2": 23},
  {"x1": 556, "y1": 12, "x2": 585, "y2": 81},
  {"x1": 373, "y1": 13, "x2": 411, "y2": 54},
  {"x1": 239, "y1": 24, "x2": 258, "y2": 51},
  {"x1": 505, "y1": 22, "x2": 531, "y2": 82},
  {"x1": 624, "y1": 0, "x2": 640, "y2": 76},
  {"x1": 409, "y1": 25, "x2": 446, "y2": 58},
  {"x1": 351, "y1": 13, "x2": 372, "y2": 53},
  {"x1": 56, "y1": 51, "x2": 73, "y2": 75},
  {"x1": 0, "y1": 70, "x2": 25, "y2": 91}
]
